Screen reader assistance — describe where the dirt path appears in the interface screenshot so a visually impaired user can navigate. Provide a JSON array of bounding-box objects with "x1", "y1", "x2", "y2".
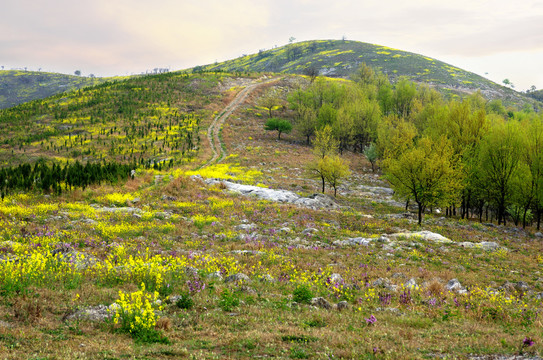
[{"x1": 204, "y1": 77, "x2": 279, "y2": 167}]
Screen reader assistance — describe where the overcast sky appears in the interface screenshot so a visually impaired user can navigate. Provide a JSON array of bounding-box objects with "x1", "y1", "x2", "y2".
[{"x1": 2, "y1": 0, "x2": 542, "y2": 91}]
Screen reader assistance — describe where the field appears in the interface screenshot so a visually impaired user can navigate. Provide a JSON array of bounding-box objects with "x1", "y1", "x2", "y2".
[{"x1": 0, "y1": 72, "x2": 541, "y2": 360}]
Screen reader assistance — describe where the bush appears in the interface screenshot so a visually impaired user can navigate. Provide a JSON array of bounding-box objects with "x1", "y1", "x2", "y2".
[
  {"x1": 293, "y1": 285, "x2": 314, "y2": 304},
  {"x1": 175, "y1": 292, "x2": 194, "y2": 310},
  {"x1": 219, "y1": 288, "x2": 240, "y2": 311}
]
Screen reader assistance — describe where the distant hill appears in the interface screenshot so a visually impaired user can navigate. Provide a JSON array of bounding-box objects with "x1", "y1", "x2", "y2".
[
  {"x1": 0, "y1": 70, "x2": 106, "y2": 109},
  {"x1": 197, "y1": 39, "x2": 538, "y2": 107}
]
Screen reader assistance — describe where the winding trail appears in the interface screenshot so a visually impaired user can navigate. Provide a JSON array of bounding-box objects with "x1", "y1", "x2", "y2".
[{"x1": 204, "y1": 77, "x2": 279, "y2": 167}]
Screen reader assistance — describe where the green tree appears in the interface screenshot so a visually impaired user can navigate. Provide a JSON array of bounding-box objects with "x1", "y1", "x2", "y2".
[
  {"x1": 382, "y1": 136, "x2": 461, "y2": 225},
  {"x1": 258, "y1": 90, "x2": 281, "y2": 118},
  {"x1": 264, "y1": 118, "x2": 292, "y2": 140},
  {"x1": 295, "y1": 105, "x2": 317, "y2": 145},
  {"x1": 477, "y1": 120, "x2": 523, "y2": 225},
  {"x1": 363, "y1": 143, "x2": 378, "y2": 172},
  {"x1": 322, "y1": 155, "x2": 350, "y2": 197}
]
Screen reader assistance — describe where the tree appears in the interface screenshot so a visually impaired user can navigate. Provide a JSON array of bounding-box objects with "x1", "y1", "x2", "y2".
[
  {"x1": 304, "y1": 66, "x2": 319, "y2": 83},
  {"x1": 295, "y1": 105, "x2": 317, "y2": 145},
  {"x1": 264, "y1": 118, "x2": 292, "y2": 140},
  {"x1": 258, "y1": 90, "x2": 281, "y2": 118},
  {"x1": 312, "y1": 125, "x2": 338, "y2": 159},
  {"x1": 322, "y1": 155, "x2": 350, "y2": 197},
  {"x1": 74, "y1": 70, "x2": 81, "y2": 76},
  {"x1": 477, "y1": 120, "x2": 523, "y2": 225},
  {"x1": 382, "y1": 136, "x2": 461, "y2": 225},
  {"x1": 363, "y1": 143, "x2": 378, "y2": 172}
]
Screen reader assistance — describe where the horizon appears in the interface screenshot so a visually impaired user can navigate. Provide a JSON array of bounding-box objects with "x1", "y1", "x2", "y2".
[{"x1": 2, "y1": 0, "x2": 542, "y2": 91}]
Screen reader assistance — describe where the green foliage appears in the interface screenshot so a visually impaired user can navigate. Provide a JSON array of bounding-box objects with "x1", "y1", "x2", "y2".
[
  {"x1": 382, "y1": 135, "x2": 462, "y2": 225},
  {"x1": 175, "y1": 292, "x2": 194, "y2": 310},
  {"x1": 219, "y1": 288, "x2": 240, "y2": 311},
  {"x1": 292, "y1": 285, "x2": 313, "y2": 304},
  {"x1": 264, "y1": 118, "x2": 292, "y2": 140},
  {"x1": 363, "y1": 143, "x2": 379, "y2": 172}
]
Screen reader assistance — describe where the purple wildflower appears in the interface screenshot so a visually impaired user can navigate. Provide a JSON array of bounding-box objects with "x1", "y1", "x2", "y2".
[
  {"x1": 523, "y1": 337, "x2": 534, "y2": 347},
  {"x1": 365, "y1": 315, "x2": 377, "y2": 325}
]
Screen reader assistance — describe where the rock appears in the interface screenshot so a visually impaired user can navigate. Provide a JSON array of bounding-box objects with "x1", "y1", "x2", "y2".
[
  {"x1": 445, "y1": 279, "x2": 465, "y2": 292},
  {"x1": 515, "y1": 281, "x2": 530, "y2": 293},
  {"x1": 207, "y1": 271, "x2": 223, "y2": 281},
  {"x1": 458, "y1": 241, "x2": 476, "y2": 248},
  {"x1": 389, "y1": 231, "x2": 453, "y2": 244},
  {"x1": 278, "y1": 227, "x2": 291, "y2": 233},
  {"x1": 204, "y1": 179, "x2": 339, "y2": 210},
  {"x1": 302, "y1": 228, "x2": 319, "y2": 236},
  {"x1": 310, "y1": 297, "x2": 333, "y2": 310},
  {"x1": 333, "y1": 237, "x2": 372, "y2": 246},
  {"x1": 500, "y1": 281, "x2": 516, "y2": 293},
  {"x1": 239, "y1": 286, "x2": 256, "y2": 294},
  {"x1": 161, "y1": 195, "x2": 177, "y2": 201},
  {"x1": 479, "y1": 242, "x2": 500, "y2": 251},
  {"x1": 154, "y1": 212, "x2": 171, "y2": 220},
  {"x1": 65, "y1": 305, "x2": 114, "y2": 322},
  {"x1": 225, "y1": 273, "x2": 251, "y2": 283},
  {"x1": 404, "y1": 278, "x2": 418, "y2": 290},
  {"x1": 336, "y1": 301, "x2": 349, "y2": 311},
  {"x1": 230, "y1": 250, "x2": 265, "y2": 256},
  {"x1": 0, "y1": 320, "x2": 12, "y2": 328},
  {"x1": 534, "y1": 232, "x2": 543, "y2": 238},
  {"x1": 235, "y1": 223, "x2": 257, "y2": 231},
  {"x1": 329, "y1": 273, "x2": 344, "y2": 284},
  {"x1": 259, "y1": 274, "x2": 275, "y2": 282},
  {"x1": 98, "y1": 206, "x2": 141, "y2": 214},
  {"x1": 535, "y1": 292, "x2": 543, "y2": 300},
  {"x1": 184, "y1": 266, "x2": 199, "y2": 277}
]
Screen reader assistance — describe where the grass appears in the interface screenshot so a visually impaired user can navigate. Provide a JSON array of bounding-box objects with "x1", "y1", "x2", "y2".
[{"x1": 0, "y1": 72, "x2": 540, "y2": 359}]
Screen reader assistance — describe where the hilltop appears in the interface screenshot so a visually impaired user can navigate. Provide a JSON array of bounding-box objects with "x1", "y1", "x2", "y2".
[
  {"x1": 197, "y1": 39, "x2": 538, "y2": 107},
  {"x1": 0, "y1": 70, "x2": 106, "y2": 109}
]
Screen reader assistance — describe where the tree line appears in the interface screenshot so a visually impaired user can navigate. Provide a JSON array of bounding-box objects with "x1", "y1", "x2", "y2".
[{"x1": 276, "y1": 64, "x2": 542, "y2": 228}]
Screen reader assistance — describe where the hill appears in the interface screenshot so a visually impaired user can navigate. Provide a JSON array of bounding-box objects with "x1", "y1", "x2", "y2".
[
  {"x1": 197, "y1": 39, "x2": 538, "y2": 107},
  {"x1": 0, "y1": 71, "x2": 542, "y2": 359},
  {"x1": 0, "y1": 70, "x2": 106, "y2": 109}
]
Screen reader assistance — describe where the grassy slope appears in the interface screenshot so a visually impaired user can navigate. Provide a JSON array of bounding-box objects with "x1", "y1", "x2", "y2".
[
  {"x1": 0, "y1": 74, "x2": 541, "y2": 359},
  {"x1": 0, "y1": 70, "x2": 108, "y2": 109},
  {"x1": 198, "y1": 39, "x2": 538, "y2": 106}
]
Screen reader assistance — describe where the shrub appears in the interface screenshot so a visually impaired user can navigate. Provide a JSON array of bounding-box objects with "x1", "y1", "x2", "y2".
[
  {"x1": 293, "y1": 285, "x2": 314, "y2": 304},
  {"x1": 219, "y1": 288, "x2": 240, "y2": 311},
  {"x1": 264, "y1": 118, "x2": 292, "y2": 140},
  {"x1": 175, "y1": 292, "x2": 194, "y2": 310}
]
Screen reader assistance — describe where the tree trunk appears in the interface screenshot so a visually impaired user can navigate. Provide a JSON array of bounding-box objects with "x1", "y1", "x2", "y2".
[
  {"x1": 321, "y1": 176, "x2": 325, "y2": 194},
  {"x1": 417, "y1": 202, "x2": 422, "y2": 225},
  {"x1": 405, "y1": 199, "x2": 409, "y2": 211},
  {"x1": 278, "y1": 131, "x2": 281, "y2": 140}
]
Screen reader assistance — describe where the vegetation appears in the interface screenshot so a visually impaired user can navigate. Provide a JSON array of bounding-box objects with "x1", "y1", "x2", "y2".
[{"x1": 0, "y1": 60, "x2": 541, "y2": 359}]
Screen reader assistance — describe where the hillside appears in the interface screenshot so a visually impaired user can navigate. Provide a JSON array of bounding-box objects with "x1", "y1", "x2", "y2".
[
  {"x1": 0, "y1": 72, "x2": 541, "y2": 359},
  {"x1": 0, "y1": 70, "x2": 106, "y2": 109},
  {"x1": 197, "y1": 39, "x2": 538, "y2": 107}
]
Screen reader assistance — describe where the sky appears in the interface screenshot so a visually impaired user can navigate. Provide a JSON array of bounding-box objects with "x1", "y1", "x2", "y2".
[{"x1": 1, "y1": 0, "x2": 543, "y2": 91}]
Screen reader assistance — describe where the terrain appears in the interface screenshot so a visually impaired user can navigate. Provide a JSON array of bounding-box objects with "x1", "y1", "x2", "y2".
[
  {"x1": 0, "y1": 70, "x2": 107, "y2": 109},
  {"x1": 197, "y1": 40, "x2": 540, "y2": 108},
  {"x1": 0, "y1": 67, "x2": 541, "y2": 360}
]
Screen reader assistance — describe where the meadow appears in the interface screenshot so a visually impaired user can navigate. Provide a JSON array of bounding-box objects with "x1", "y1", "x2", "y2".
[{"x1": 0, "y1": 71, "x2": 541, "y2": 360}]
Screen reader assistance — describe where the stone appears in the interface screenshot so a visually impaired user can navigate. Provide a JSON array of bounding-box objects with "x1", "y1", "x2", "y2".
[
  {"x1": 204, "y1": 179, "x2": 339, "y2": 210},
  {"x1": 404, "y1": 278, "x2": 418, "y2": 290},
  {"x1": 235, "y1": 223, "x2": 257, "y2": 231},
  {"x1": 329, "y1": 273, "x2": 344, "y2": 284},
  {"x1": 64, "y1": 304, "x2": 114, "y2": 322},
  {"x1": 259, "y1": 274, "x2": 275, "y2": 282},
  {"x1": 535, "y1": 292, "x2": 543, "y2": 300},
  {"x1": 278, "y1": 227, "x2": 291, "y2": 233},
  {"x1": 333, "y1": 237, "x2": 372, "y2": 246},
  {"x1": 445, "y1": 279, "x2": 465, "y2": 292},
  {"x1": 161, "y1": 195, "x2": 178, "y2": 201},
  {"x1": 225, "y1": 273, "x2": 251, "y2": 283},
  {"x1": 389, "y1": 231, "x2": 453, "y2": 244},
  {"x1": 302, "y1": 228, "x2": 319, "y2": 236},
  {"x1": 514, "y1": 281, "x2": 530, "y2": 293},
  {"x1": 207, "y1": 271, "x2": 223, "y2": 281},
  {"x1": 534, "y1": 232, "x2": 543, "y2": 238},
  {"x1": 336, "y1": 301, "x2": 349, "y2": 311},
  {"x1": 479, "y1": 242, "x2": 500, "y2": 251},
  {"x1": 310, "y1": 297, "x2": 333, "y2": 310}
]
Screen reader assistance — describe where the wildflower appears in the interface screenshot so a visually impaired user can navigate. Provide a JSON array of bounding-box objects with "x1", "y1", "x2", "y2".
[
  {"x1": 523, "y1": 337, "x2": 534, "y2": 347},
  {"x1": 365, "y1": 315, "x2": 377, "y2": 325}
]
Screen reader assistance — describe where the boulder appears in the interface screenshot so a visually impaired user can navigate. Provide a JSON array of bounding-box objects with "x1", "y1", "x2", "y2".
[
  {"x1": 445, "y1": 279, "x2": 465, "y2": 292},
  {"x1": 404, "y1": 278, "x2": 418, "y2": 290},
  {"x1": 225, "y1": 273, "x2": 251, "y2": 283},
  {"x1": 64, "y1": 305, "x2": 115, "y2": 322},
  {"x1": 389, "y1": 231, "x2": 452, "y2": 244},
  {"x1": 336, "y1": 301, "x2": 349, "y2": 311},
  {"x1": 333, "y1": 237, "x2": 372, "y2": 246},
  {"x1": 310, "y1": 297, "x2": 333, "y2": 310}
]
